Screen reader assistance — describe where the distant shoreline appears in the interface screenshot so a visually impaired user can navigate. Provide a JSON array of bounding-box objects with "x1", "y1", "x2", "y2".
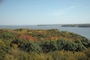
[
  {"x1": 61, "y1": 24, "x2": 90, "y2": 27},
  {"x1": 0, "y1": 24, "x2": 90, "y2": 28}
]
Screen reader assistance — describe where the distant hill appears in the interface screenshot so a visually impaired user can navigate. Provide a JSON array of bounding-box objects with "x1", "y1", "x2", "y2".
[{"x1": 61, "y1": 24, "x2": 90, "y2": 27}]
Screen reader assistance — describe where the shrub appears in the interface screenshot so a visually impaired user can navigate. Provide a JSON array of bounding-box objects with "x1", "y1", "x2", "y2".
[
  {"x1": 0, "y1": 32, "x2": 15, "y2": 40},
  {"x1": 74, "y1": 40, "x2": 87, "y2": 51},
  {"x1": 64, "y1": 41, "x2": 78, "y2": 51},
  {"x1": 40, "y1": 40, "x2": 58, "y2": 53},
  {"x1": 20, "y1": 41, "x2": 42, "y2": 53},
  {"x1": 57, "y1": 39, "x2": 67, "y2": 50}
]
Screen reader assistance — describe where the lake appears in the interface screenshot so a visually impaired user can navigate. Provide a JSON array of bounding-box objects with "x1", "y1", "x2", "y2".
[{"x1": 0, "y1": 25, "x2": 90, "y2": 39}]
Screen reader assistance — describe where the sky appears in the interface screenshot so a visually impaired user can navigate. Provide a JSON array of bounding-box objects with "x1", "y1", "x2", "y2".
[{"x1": 0, "y1": 0, "x2": 90, "y2": 25}]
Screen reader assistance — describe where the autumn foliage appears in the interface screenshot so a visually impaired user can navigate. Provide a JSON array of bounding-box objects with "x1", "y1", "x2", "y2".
[{"x1": 0, "y1": 29, "x2": 90, "y2": 60}]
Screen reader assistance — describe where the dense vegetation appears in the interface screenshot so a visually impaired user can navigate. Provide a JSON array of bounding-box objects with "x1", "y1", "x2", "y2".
[{"x1": 0, "y1": 29, "x2": 90, "y2": 60}]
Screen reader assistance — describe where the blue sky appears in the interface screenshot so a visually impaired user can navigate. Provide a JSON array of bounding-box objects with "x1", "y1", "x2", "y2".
[{"x1": 0, "y1": 0, "x2": 90, "y2": 25}]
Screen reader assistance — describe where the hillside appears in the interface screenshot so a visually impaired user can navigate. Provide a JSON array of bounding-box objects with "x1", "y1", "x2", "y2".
[{"x1": 0, "y1": 29, "x2": 90, "y2": 60}]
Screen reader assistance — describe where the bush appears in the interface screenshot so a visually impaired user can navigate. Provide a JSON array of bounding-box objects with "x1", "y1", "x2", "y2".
[
  {"x1": 40, "y1": 40, "x2": 58, "y2": 53},
  {"x1": 64, "y1": 41, "x2": 78, "y2": 51},
  {"x1": 0, "y1": 32, "x2": 15, "y2": 40},
  {"x1": 57, "y1": 39, "x2": 67, "y2": 50},
  {"x1": 85, "y1": 48, "x2": 90, "y2": 58},
  {"x1": 20, "y1": 41, "x2": 42, "y2": 53},
  {"x1": 0, "y1": 40, "x2": 9, "y2": 60},
  {"x1": 74, "y1": 40, "x2": 87, "y2": 51}
]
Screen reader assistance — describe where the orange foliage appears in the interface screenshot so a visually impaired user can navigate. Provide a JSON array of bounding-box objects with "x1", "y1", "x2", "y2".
[{"x1": 20, "y1": 35, "x2": 37, "y2": 41}]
